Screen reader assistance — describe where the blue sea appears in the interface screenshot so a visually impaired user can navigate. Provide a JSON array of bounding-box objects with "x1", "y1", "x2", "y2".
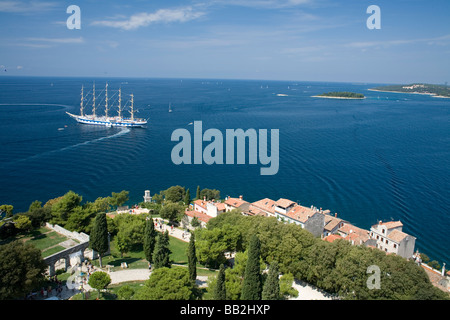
[{"x1": 0, "y1": 76, "x2": 449, "y2": 264}]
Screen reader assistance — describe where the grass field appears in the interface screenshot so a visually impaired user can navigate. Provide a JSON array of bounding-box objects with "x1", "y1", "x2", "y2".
[{"x1": 10, "y1": 226, "x2": 71, "y2": 257}]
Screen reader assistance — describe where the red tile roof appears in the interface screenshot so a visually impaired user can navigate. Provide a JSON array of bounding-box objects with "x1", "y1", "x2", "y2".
[
  {"x1": 185, "y1": 210, "x2": 212, "y2": 223},
  {"x1": 324, "y1": 234, "x2": 343, "y2": 243},
  {"x1": 252, "y1": 198, "x2": 276, "y2": 214},
  {"x1": 283, "y1": 204, "x2": 317, "y2": 223},
  {"x1": 225, "y1": 197, "x2": 249, "y2": 208},
  {"x1": 275, "y1": 198, "x2": 296, "y2": 208}
]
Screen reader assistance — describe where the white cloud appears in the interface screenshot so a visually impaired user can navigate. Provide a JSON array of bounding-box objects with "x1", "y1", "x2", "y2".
[
  {"x1": 207, "y1": 0, "x2": 312, "y2": 9},
  {"x1": 91, "y1": 7, "x2": 205, "y2": 30},
  {"x1": 347, "y1": 34, "x2": 450, "y2": 49},
  {"x1": 26, "y1": 37, "x2": 85, "y2": 44},
  {"x1": 0, "y1": 0, "x2": 57, "y2": 13}
]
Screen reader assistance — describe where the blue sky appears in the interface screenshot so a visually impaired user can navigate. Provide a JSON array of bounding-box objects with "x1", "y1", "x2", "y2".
[{"x1": 0, "y1": 0, "x2": 449, "y2": 83}]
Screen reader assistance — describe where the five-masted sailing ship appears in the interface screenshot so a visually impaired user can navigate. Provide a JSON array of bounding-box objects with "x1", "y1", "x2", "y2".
[{"x1": 66, "y1": 83, "x2": 148, "y2": 128}]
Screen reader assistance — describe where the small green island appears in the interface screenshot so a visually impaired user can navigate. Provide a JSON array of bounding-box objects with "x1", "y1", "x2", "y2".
[
  {"x1": 312, "y1": 91, "x2": 366, "y2": 99},
  {"x1": 369, "y1": 83, "x2": 450, "y2": 98}
]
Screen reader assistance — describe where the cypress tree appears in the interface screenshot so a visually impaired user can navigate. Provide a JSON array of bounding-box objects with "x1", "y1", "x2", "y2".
[
  {"x1": 241, "y1": 234, "x2": 262, "y2": 300},
  {"x1": 153, "y1": 231, "x2": 171, "y2": 269},
  {"x1": 143, "y1": 218, "x2": 157, "y2": 263},
  {"x1": 262, "y1": 261, "x2": 280, "y2": 300},
  {"x1": 89, "y1": 212, "x2": 109, "y2": 267},
  {"x1": 184, "y1": 188, "x2": 191, "y2": 205},
  {"x1": 187, "y1": 232, "x2": 197, "y2": 281},
  {"x1": 214, "y1": 264, "x2": 227, "y2": 300},
  {"x1": 196, "y1": 185, "x2": 200, "y2": 200}
]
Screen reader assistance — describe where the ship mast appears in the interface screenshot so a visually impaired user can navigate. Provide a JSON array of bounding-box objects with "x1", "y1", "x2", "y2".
[
  {"x1": 105, "y1": 82, "x2": 109, "y2": 118},
  {"x1": 92, "y1": 82, "x2": 96, "y2": 117},
  {"x1": 118, "y1": 87, "x2": 122, "y2": 119},
  {"x1": 130, "y1": 93, "x2": 134, "y2": 121},
  {"x1": 80, "y1": 85, "x2": 84, "y2": 116}
]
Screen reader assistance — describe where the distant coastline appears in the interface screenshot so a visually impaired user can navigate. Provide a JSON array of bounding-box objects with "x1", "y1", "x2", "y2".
[
  {"x1": 368, "y1": 88, "x2": 450, "y2": 99},
  {"x1": 369, "y1": 83, "x2": 450, "y2": 98}
]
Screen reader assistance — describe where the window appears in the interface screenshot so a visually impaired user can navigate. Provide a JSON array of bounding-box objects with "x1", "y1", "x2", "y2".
[
  {"x1": 393, "y1": 244, "x2": 397, "y2": 249},
  {"x1": 386, "y1": 239, "x2": 389, "y2": 244}
]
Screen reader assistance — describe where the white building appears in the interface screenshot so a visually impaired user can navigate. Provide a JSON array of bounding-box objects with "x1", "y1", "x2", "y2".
[{"x1": 370, "y1": 221, "x2": 416, "y2": 259}]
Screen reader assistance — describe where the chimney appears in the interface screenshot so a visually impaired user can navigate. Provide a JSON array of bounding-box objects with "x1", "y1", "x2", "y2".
[
  {"x1": 379, "y1": 220, "x2": 382, "y2": 225},
  {"x1": 335, "y1": 212, "x2": 337, "y2": 218},
  {"x1": 239, "y1": 195, "x2": 243, "y2": 200},
  {"x1": 204, "y1": 196, "x2": 206, "y2": 202}
]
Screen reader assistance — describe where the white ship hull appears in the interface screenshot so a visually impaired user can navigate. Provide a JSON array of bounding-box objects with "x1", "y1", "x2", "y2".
[{"x1": 66, "y1": 112, "x2": 147, "y2": 128}]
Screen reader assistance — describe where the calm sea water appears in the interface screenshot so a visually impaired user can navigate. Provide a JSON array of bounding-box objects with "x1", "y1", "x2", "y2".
[{"x1": 0, "y1": 76, "x2": 449, "y2": 264}]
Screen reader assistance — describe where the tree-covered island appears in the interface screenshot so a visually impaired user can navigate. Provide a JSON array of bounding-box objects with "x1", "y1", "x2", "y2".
[
  {"x1": 369, "y1": 83, "x2": 450, "y2": 98},
  {"x1": 312, "y1": 91, "x2": 366, "y2": 99}
]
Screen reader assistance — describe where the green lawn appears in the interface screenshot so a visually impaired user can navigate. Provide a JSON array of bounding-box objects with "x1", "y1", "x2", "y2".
[{"x1": 42, "y1": 245, "x2": 66, "y2": 257}]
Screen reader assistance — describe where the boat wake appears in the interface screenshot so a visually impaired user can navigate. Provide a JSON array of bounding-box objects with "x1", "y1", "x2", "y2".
[{"x1": 8, "y1": 127, "x2": 131, "y2": 165}]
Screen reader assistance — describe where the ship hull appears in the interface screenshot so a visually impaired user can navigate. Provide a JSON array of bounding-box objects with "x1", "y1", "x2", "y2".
[{"x1": 66, "y1": 112, "x2": 147, "y2": 128}]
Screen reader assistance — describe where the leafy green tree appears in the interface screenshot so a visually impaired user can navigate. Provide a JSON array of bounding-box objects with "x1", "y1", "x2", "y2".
[
  {"x1": 152, "y1": 193, "x2": 164, "y2": 205},
  {"x1": 90, "y1": 213, "x2": 109, "y2": 267},
  {"x1": 50, "y1": 190, "x2": 82, "y2": 226},
  {"x1": 279, "y1": 273, "x2": 298, "y2": 299},
  {"x1": 64, "y1": 205, "x2": 96, "y2": 233},
  {"x1": 0, "y1": 241, "x2": 47, "y2": 299},
  {"x1": 187, "y1": 232, "x2": 197, "y2": 281},
  {"x1": 92, "y1": 196, "x2": 111, "y2": 213},
  {"x1": 0, "y1": 204, "x2": 13, "y2": 218},
  {"x1": 200, "y1": 188, "x2": 220, "y2": 201},
  {"x1": 88, "y1": 271, "x2": 111, "y2": 298},
  {"x1": 109, "y1": 190, "x2": 129, "y2": 208},
  {"x1": 153, "y1": 231, "x2": 171, "y2": 269},
  {"x1": 214, "y1": 264, "x2": 227, "y2": 300},
  {"x1": 28, "y1": 200, "x2": 42, "y2": 212},
  {"x1": 196, "y1": 228, "x2": 228, "y2": 268},
  {"x1": 191, "y1": 216, "x2": 201, "y2": 228},
  {"x1": 13, "y1": 215, "x2": 32, "y2": 232},
  {"x1": 23, "y1": 206, "x2": 51, "y2": 229},
  {"x1": 241, "y1": 234, "x2": 262, "y2": 300},
  {"x1": 114, "y1": 217, "x2": 145, "y2": 257},
  {"x1": 117, "y1": 285, "x2": 135, "y2": 300},
  {"x1": 262, "y1": 261, "x2": 280, "y2": 300},
  {"x1": 163, "y1": 185, "x2": 186, "y2": 203},
  {"x1": 160, "y1": 201, "x2": 185, "y2": 223},
  {"x1": 135, "y1": 267, "x2": 195, "y2": 300},
  {"x1": 143, "y1": 218, "x2": 157, "y2": 263}
]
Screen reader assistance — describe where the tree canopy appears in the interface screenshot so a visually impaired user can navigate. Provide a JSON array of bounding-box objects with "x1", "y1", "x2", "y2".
[
  {"x1": 135, "y1": 267, "x2": 195, "y2": 300},
  {"x1": 0, "y1": 241, "x2": 47, "y2": 300},
  {"x1": 201, "y1": 212, "x2": 448, "y2": 300}
]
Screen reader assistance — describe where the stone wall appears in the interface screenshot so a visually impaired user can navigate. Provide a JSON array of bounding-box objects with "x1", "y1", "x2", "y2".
[{"x1": 45, "y1": 223, "x2": 89, "y2": 243}]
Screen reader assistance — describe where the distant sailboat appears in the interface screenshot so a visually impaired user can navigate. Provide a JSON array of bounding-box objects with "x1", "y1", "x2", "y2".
[{"x1": 169, "y1": 103, "x2": 173, "y2": 113}]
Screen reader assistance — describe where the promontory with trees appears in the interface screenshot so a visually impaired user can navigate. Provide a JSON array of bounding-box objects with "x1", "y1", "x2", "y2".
[{"x1": 1, "y1": 186, "x2": 448, "y2": 300}]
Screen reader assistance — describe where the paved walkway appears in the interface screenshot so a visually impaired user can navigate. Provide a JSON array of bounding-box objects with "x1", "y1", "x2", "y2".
[
  {"x1": 153, "y1": 218, "x2": 191, "y2": 242},
  {"x1": 289, "y1": 280, "x2": 334, "y2": 300}
]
